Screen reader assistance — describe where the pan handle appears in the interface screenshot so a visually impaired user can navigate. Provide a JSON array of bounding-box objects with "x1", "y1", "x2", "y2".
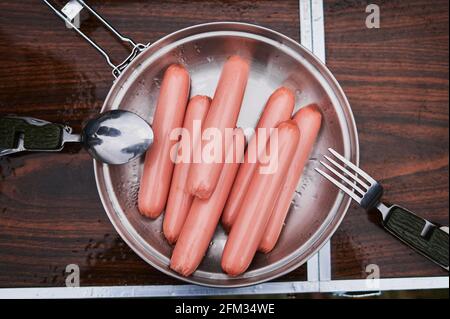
[{"x1": 43, "y1": 0, "x2": 150, "y2": 78}]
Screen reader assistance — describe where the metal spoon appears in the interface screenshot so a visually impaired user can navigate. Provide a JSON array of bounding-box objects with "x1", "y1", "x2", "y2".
[{"x1": 0, "y1": 110, "x2": 153, "y2": 165}]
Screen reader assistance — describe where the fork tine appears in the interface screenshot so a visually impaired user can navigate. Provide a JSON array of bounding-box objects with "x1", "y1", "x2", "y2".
[
  {"x1": 324, "y1": 155, "x2": 371, "y2": 190},
  {"x1": 319, "y1": 160, "x2": 366, "y2": 195},
  {"x1": 328, "y1": 148, "x2": 376, "y2": 184},
  {"x1": 315, "y1": 168, "x2": 363, "y2": 204}
]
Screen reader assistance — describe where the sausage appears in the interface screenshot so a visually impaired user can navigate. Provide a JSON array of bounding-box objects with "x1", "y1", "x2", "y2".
[
  {"x1": 138, "y1": 64, "x2": 191, "y2": 219},
  {"x1": 187, "y1": 55, "x2": 249, "y2": 199},
  {"x1": 170, "y1": 128, "x2": 246, "y2": 277},
  {"x1": 221, "y1": 121, "x2": 300, "y2": 276},
  {"x1": 221, "y1": 87, "x2": 295, "y2": 231},
  {"x1": 259, "y1": 104, "x2": 322, "y2": 253},
  {"x1": 163, "y1": 96, "x2": 211, "y2": 244}
]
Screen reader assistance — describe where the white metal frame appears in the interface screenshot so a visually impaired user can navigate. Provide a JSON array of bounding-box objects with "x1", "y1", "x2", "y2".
[
  {"x1": 0, "y1": 277, "x2": 447, "y2": 299},
  {"x1": 301, "y1": 0, "x2": 332, "y2": 284},
  {"x1": 0, "y1": 0, "x2": 447, "y2": 299}
]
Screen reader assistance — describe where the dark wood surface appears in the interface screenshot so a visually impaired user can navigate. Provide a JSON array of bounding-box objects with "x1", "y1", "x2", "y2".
[
  {"x1": 325, "y1": 0, "x2": 449, "y2": 279},
  {"x1": 0, "y1": 0, "x2": 447, "y2": 288}
]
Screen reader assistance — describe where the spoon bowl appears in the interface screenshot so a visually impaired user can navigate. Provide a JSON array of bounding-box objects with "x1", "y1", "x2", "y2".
[{"x1": 83, "y1": 110, "x2": 154, "y2": 165}]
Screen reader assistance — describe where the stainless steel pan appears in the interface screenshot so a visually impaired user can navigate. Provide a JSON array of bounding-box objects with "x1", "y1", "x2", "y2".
[{"x1": 46, "y1": 1, "x2": 359, "y2": 288}]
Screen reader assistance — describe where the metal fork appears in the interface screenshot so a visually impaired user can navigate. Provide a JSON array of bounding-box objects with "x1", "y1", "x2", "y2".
[{"x1": 316, "y1": 148, "x2": 449, "y2": 271}]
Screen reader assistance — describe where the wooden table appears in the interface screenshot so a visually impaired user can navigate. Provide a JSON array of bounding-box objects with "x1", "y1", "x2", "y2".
[{"x1": 0, "y1": 0, "x2": 448, "y2": 296}]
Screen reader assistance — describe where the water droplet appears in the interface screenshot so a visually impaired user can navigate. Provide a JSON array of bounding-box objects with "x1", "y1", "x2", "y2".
[{"x1": 152, "y1": 78, "x2": 161, "y2": 89}]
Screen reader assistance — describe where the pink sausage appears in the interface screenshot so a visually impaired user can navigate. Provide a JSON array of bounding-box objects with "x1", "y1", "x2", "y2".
[
  {"x1": 163, "y1": 96, "x2": 211, "y2": 244},
  {"x1": 221, "y1": 121, "x2": 300, "y2": 276},
  {"x1": 259, "y1": 104, "x2": 322, "y2": 253},
  {"x1": 187, "y1": 56, "x2": 249, "y2": 199},
  {"x1": 170, "y1": 129, "x2": 246, "y2": 277},
  {"x1": 138, "y1": 64, "x2": 190, "y2": 219},
  {"x1": 221, "y1": 87, "x2": 295, "y2": 231}
]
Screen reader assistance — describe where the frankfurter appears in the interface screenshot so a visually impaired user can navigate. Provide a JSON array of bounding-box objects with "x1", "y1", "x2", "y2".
[
  {"x1": 187, "y1": 55, "x2": 249, "y2": 199},
  {"x1": 171, "y1": 128, "x2": 246, "y2": 277},
  {"x1": 138, "y1": 64, "x2": 190, "y2": 219},
  {"x1": 163, "y1": 96, "x2": 211, "y2": 244},
  {"x1": 259, "y1": 104, "x2": 322, "y2": 253},
  {"x1": 221, "y1": 87, "x2": 295, "y2": 231},
  {"x1": 221, "y1": 121, "x2": 300, "y2": 276}
]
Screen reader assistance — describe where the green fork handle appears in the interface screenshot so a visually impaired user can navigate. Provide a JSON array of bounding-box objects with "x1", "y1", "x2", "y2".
[{"x1": 383, "y1": 205, "x2": 449, "y2": 271}]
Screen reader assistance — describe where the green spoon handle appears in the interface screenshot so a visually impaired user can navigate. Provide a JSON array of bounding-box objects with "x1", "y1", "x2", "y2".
[{"x1": 0, "y1": 117, "x2": 66, "y2": 153}]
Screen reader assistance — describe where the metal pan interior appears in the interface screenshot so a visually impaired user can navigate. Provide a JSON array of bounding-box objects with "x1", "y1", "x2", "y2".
[{"x1": 94, "y1": 22, "x2": 359, "y2": 287}]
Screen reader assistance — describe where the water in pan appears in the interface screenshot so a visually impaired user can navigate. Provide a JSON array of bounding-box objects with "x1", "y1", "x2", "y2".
[{"x1": 100, "y1": 28, "x2": 352, "y2": 284}]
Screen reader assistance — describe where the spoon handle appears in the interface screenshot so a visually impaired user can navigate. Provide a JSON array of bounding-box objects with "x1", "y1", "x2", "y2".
[{"x1": 0, "y1": 116, "x2": 68, "y2": 156}]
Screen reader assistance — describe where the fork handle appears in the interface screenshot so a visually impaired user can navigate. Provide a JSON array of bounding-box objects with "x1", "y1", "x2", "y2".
[{"x1": 383, "y1": 205, "x2": 449, "y2": 271}]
